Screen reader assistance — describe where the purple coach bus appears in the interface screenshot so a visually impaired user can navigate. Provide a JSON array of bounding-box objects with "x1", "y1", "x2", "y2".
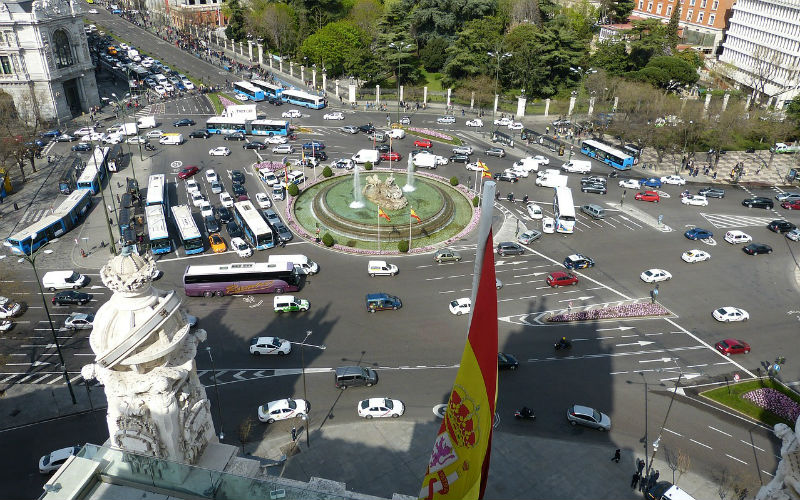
[{"x1": 183, "y1": 262, "x2": 301, "y2": 297}]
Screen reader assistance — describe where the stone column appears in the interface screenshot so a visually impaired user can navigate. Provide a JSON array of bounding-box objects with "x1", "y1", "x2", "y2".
[
  {"x1": 322, "y1": 73, "x2": 327, "y2": 92},
  {"x1": 470, "y1": 92, "x2": 475, "y2": 110},
  {"x1": 376, "y1": 85, "x2": 381, "y2": 104},
  {"x1": 258, "y1": 44, "x2": 263, "y2": 66},
  {"x1": 544, "y1": 98, "x2": 550, "y2": 117},
  {"x1": 300, "y1": 65, "x2": 305, "y2": 83},
  {"x1": 516, "y1": 96, "x2": 526, "y2": 117},
  {"x1": 702, "y1": 92, "x2": 712, "y2": 118},
  {"x1": 722, "y1": 92, "x2": 730, "y2": 112},
  {"x1": 399, "y1": 85, "x2": 404, "y2": 104},
  {"x1": 745, "y1": 94, "x2": 752, "y2": 110},
  {"x1": 588, "y1": 96, "x2": 595, "y2": 118},
  {"x1": 447, "y1": 88, "x2": 452, "y2": 107},
  {"x1": 278, "y1": 58, "x2": 282, "y2": 73},
  {"x1": 423, "y1": 86, "x2": 428, "y2": 105},
  {"x1": 567, "y1": 94, "x2": 577, "y2": 116},
  {"x1": 335, "y1": 80, "x2": 340, "y2": 98},
  {"x1": 348, "y1": 83, "x2": 356, "y2": 103},
  {"x1": 289, "y1": 61, "x2": 293, "y2": 78},
  {"x1": 493, "y1": 94, "x2": 499, "y2": 115},
  {"x1": 248, "y1": 41, "x2": 253, "y2": 61},
  {"x1": 312, "y1": 68, "x2": 317, "y2": 89},
  {"x1": 612, "y1": 96, "x2": 618, "y2": 112}
]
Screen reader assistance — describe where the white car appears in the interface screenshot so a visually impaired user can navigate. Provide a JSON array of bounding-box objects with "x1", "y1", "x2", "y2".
[
  {"x1": 466, "y1": 119, "x2": 483, "y2": 127},
  {"x1": 435, "y1": 155, "x2": 448, "y2": 166},
  {"x1": 640, "y1": 268, "x2": 672, "y2": 283},
  {"x1": 231, "y1": 237, "x2": 253, "y2": 258},
  {"x1": 661, "y1": 175, "x2": 687, "y2": 185},
  {"x1": 73, "y1": 127, "x2": 95, "y2": 137},
  {"x1": 713, "y1": 306, "x2": 749, "y2": 322},
  {"x1": 449, "y1": 298, "x2": 471, "y2": 316},
  {"x1": 266, "y1": 135, "x2": 288, "y2": 144},
  {"x1": 162, "y1": 82, "x2": 174, "y2": 92},
  {"x1": 0, "y1": 297, "x2": 23, "y2": 318},
  {"x1": 125, "y1": 136, "x2": 145, "y2": 145},
  {"x1": 272, "y1": 144, "x2": 293, "y2": 154},
  {"x1": 357, "y1": 398, "x2": 405, "y2": 419},
  {"x1": 103, "y1": 133, "x2": 123, "y2": 144},
  {"x1": 146, "y1": 129, "x2": 164, "y2": 139},
  {"x1": 39, "y1": 445, "x2": 82, "y2": 474},
  {"x1": 508, "y1": 122, "x2": 523, "y2": 130},
  {"x1": 562, "y1": 162, "x2": 591, "y2": 174},
  {"x1": 249, "y1": 335, "x2": 291, "y2": 355},
  {"x1": 261, "y1": 171, "x2": 279, "y2": 186},
  {"x1": 466, "y1": 162, "x2": 484, "y2": 172},
  {"x1": 88, "y1": 8, "x2": 98, "y2": 13},
  {"x1": 527, "y1": 203, "x2": 543, "y2": 219},
  {"x1": 619, "y1": 179, "x2": 641, "y2": 189},
  {"x1": 219, "y1": 192, "x2": 234, "y2": 208},
  {"x1": 542, "y1": 217, "x2": 555, "y2": 234},
  {"x1": 87, "y1": 132, "x2": 105, "y2": 142},
  {"x1": 531, "y1": 155, "x2": 550, "y2": 166},
  {"x1": 210, "y1": 181, "x2": 223, "y2": 194},
  {"x1": 681, "y1": 249, "x2": 710, "y2": 263},
  {"x1": 257, "y1": 398, "x2": 309, "y2": 423},
  {"x1": 200, "y1": 201, "x2": 213, "y2": 218},
  {"x1": 190, "y1": 192, "x2": 206, "y2": 207},
  {"x1": 185, "y1": 179, "x2": 200, "y2": 195},
  {"x1": 332, "y1": 159, "x2": 354, "y2": 170},
  {"x1": 724, "y1": 230, "x2": 752, "y2": 244},
  {"x1": 323, "y1": 112, "x2": 344, "y2": 120},
  {"x1": 255, "y1": 192, "x2": 272, "y2": 209},
  {"x1": 209, "y1": 147, "x2": 231, "y2": 156},
  {"x1": 205, "y1": 169, "x2": 218, "y2": 183},
  {"x1": 182, "y1": 79, "x2": 195, "y2": 90},
  {"x1": 681, "y1": 194, "x2": 708, "y2": 206},
  {"x1": 505, "y1": 167, "x2": 528, "y2": 178},
  {"x1": 493, "y1": 117, "x2": 513, "y2": 126},
  {"x1": 282, "y1": 109, "x2": 302, "y2": 118},
  {"x1": 153, "y1": 85, "x2": 166, "y2": 96}
]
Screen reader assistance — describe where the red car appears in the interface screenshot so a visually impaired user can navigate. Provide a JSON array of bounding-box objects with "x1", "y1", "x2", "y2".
[
  {"x1": 714, "y1": 338, "x2": 751, "y2": 356},
  {"x1": 414, "y1": 139, "x2": 432, "y2": 148},
  {"x1": 781, "y1": 200, "x2": 800, "y2": 210},
  {"x1": 546, "y1": 271, "x2": 578, "y2": 287},
  {"x1": 634, "y1": 190, "x2": 660, "y2": 202},
  {"x1": 178, "y1": 166, "x2": 200, "y2": 179},
  {"x1": 381, "y1": 152, "x2": 401, "y2": 161}
]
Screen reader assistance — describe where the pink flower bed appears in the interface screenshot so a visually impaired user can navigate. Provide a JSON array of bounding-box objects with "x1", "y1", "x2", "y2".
[
  {"x1": 742, "y1": 388, "x2": 800, "y2": 422},
  {"x1": 548, "y1": 302, "x2": 669, "y2": 322},
  {"x1": 407, "y1": 127, "x2": 454, "y2": 141},
  {"x1": 219, "y1": 96, "x2": 238, "y2": 108},
  {"x1": 255, "y1": 161, "x2": 287, "y2": 172}
]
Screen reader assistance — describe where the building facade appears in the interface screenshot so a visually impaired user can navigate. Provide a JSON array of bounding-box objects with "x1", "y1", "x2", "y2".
[
  {"x1": 145, "y1": 0, "x2": 224, "y2": 30},
  {"x1": 718, "y1": 0, "x2": 800, "y2": 108},
  {"x1": 0, "y1": 0, "x2": 99, "y2": 125},
  {"x1": 631, "y1": 0, "x2": 736, "y2": 53}
]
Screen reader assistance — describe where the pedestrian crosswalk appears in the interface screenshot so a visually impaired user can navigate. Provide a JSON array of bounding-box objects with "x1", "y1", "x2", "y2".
[
  {"x1": 0, "y1": 371, "x2": 97, "y2": 386},
  {"x1": 700, "y1": 212, "x2": 775, "y2": 229},
  {"x1": 16, "y1": 208, "x2": 50, "y2": 226}
]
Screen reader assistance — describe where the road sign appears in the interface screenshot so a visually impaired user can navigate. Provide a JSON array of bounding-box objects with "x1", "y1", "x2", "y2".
[{"x1": 734, "y1": 373, "x2": 740, "y2": 382}]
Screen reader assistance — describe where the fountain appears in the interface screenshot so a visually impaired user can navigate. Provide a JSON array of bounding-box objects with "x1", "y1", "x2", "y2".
[
  {"x1": 349, "y1": 163, "x2": 365, "y2": 208},
  {"x1": 403, "y1": 153, "x2": 416, "y2": 192}
]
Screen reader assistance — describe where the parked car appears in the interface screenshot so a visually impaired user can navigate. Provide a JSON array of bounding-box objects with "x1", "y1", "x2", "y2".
[{"x1": 742, "y1": 197, "x2": 774, "y2": 209}]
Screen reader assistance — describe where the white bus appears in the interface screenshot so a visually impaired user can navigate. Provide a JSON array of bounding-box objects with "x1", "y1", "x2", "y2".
[
  {"x1": 145, "y1": 204, "x2": 171, "y2": 254},
  {"x1": 76, "y1": 146, "x2": 110, "y2": 194},
  {"x1": 171, "y1": 204, "x2": 204, "y2": 255},
  {"x1": 146, "y1": 173, "x2": 167, "y2": 208},
  {"x1": 233, "y1": 200, "x2": 274, "y2": 250},
  {"x1": 553, "y1": 186, "x2": 576, "y2": 234},
  {"x1": 280, "y1": 89, "x2": 326, "y2": 109}
]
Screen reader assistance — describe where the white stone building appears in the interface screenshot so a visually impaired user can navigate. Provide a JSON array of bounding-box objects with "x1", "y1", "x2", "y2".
[
  {"x1": 718, "y1": 0, "x2": 800, "y2": 108},
  {"x1": 0, "y1": 0, "x2": 99, "y2": 125}
]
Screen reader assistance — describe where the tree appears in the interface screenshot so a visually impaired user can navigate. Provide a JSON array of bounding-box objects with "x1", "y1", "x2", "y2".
[
  {"x1": 0, "y1": 90, "x2": 45, "y2": 184},
  {"x1": 666, "y1": 3, "x2": 681, "y2": 53},
  {"x1": 591, "y1": 40, "x2": 631, "y2": 75},
  {"x1": 420, "y1": 36, "x2": 449, "y2": 71},
  {"x1": 560, "y1": 1, "x2": 597, "y2": 41},
  {"x1": 287, "y1": 182, "x2": 300, "y2": 196},
  {"x1": 599, "y1": 0, "x2": 634, "y2": 23},
  {"x1": 322, "y1": 165, "x2": 333, "y2": 177},
  {"x1": 746, "y1": 46, "x2": 784, "y2": 106},
  {"x1": 248, "y1": 2, "x2": 298, "y2": 56},
  {"x1": 410, "y1": 0, "x2": 498, "y2": 43},
  {"x1": 238, "y1": 417, "x2": 254, "y2": 454},
  {"x1": 628, "y1": 56, "x2": 698, "y2": 91},
  {"x1": 499, "y1": 0, "x2": 545, "y2": 27},
  {"x1": 348, "y1": 0, "x2": 383, "y2": 37},
  {"x1": 454, "y1": 75, "x2": 495, "y2": 111},
  {"x1": 223, "y1": 0, "x2": 247, "y2": 42},
  {"x1": 299, "y1": 21, "x2": 373, "y2": 77},
  {"x1": 322, "y1": 232, "x2": 335, "y2": 246},
  {"x1": 786, "y1": 94, "x2": 800, "y2": 125},
  {"x1": 626, "y1": 19, "x2": 669, "y2": 69},
  {"x1": 397, "y1": 239, "x2": 409, "y2": 252},
  {"x1": 442, "y1": 17, "x2": 504, "y2": 84}
]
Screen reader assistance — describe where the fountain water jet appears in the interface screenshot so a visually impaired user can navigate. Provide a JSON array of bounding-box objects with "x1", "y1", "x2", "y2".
[
  {"x1": 403, "y1": 153, "x2": 416, "y2": 192},
  {"x1": 349, "y1": 163, "x2": 365, "y2": 208}
]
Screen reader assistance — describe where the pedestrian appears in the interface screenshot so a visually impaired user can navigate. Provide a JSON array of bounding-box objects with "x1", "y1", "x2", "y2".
[
  {"x1": 647, "y1": 471, "x2": 658, "y2": 490},
  {"x1": 637, "y1": 458, "x2": 645, "y2": 475},
  {"x1": 653, "y1": 470, "x2": 660, "y2": 482},
  {"x1": 291, "y1": 427, "x2": 297, "y2": 441},
  {"x1": 631, "y1": 472, "x2": 640, "y2": 489},
  {"x1": 612, "y1": 449, "x2": 621, "y2": 463}
]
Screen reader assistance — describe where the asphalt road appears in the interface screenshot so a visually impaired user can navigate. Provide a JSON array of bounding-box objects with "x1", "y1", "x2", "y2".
[{"x1": 2, "y1": 13, "x2": 800, "y2": 496}]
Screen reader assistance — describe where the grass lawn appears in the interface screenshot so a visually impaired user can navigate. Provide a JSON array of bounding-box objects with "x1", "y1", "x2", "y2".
[
  {"x1": 420, "y1": 70, "x2": 444, "y2": 92},
  {"x1": 702, "y1": 378, "x2": 800, "y2": 427}
]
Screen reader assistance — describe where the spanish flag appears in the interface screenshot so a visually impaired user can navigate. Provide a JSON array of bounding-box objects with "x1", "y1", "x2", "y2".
[
  {"x1": 410, "y1": 208, "x2": 421, "y2": 223},
  {"x1": 378, "y1": 207, "x2": 391, "y2": 222},
  {"x1": 479, "y1": 160, "x2": 491, "y2": 179},
  {"x1": 419, "y1": 182, "x2": 498, "y2": 500}
]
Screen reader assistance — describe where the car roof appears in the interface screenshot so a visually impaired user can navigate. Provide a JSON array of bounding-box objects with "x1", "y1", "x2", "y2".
[
  {"x1": 48, "y1": 446, "x2": 80, "y2": 462},
  {"x1": 254, "y1": 336, "x2": 280, "y2": 343},
  {"x1": 571, "y1": 404, "x2": 594, "y2": 415},
  {"x1": 363, "y1": 397, "x2": 390, "y2": 406},
  {"x1": 69, "y1": 312, "x2": 89, "y2": 320}
]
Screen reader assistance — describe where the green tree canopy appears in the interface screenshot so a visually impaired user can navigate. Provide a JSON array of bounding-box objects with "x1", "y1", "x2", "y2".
[
  {"x1": 626, "y1": 19, "x2": 669, "y2": 69},
  {"x1": 591, "y1": 40, "x2": 631, "y2": 75},
  {"x1": 224, "y1": 0, "x2": 247, "y2": 42},
  {"x1": 420, "y1": 36, "x2": 450, "y2": 71},
  {"x1": 299, "y1": 21, "x2": 374, "y2": 77},
  {"x1": 411, "y1": 0, "x2": 499, "y2": 42},
  {"x1": 628, "y1": 56, "x2": 698, "y2": 90},
  {"x1": 442, "y1": 17, "x2": 504, "y2": 84}
]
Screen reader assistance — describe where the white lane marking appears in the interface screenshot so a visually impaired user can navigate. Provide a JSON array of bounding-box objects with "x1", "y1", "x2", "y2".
[
  {"x1": 741, "y1": 440, "x2": 766, "y2": 452},
  {"x1": 664, "y1": 428, "x2": 682, "y2": 437},
  {"x1": 690, "y1": 439, "x2": 712, "y2": 449},
  {"x1": 709, "y1": 426, "x2": 732, "y2": 437},
  {"x1": 725, "y1": 454, "x2": 747, "y2": 465}
]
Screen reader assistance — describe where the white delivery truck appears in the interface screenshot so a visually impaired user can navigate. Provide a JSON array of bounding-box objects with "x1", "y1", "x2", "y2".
[
  {"x1": 42, "y1": 270, "x2": 88, "y2": 291},
  {"x1": 117, "y1": 123, "x2": 138, "y2": 136},
  {"x1": 561, "y1": 160, "x2": 592, "y2": 174},
  {"x1": 386, "y1": 128, "x2": 406, "y2": 139},
  {"x1": 137, "y1": 116, "x2": 156, "y2": 129},
  {"x1": 513, "y1": 157, "x2": 546, "y2": 173},
  {"x1": 535, "y1": 173, "x2": 569, "y2": 188},
  {"x1": 127, "y1": 49, "x2": 141, "y2": 62},
  {"x1": 352, "y1": 149, "x2": 380, "y2": 165},
  {"x1": 368, "y1": 260, "x2": 398, "y2": 276},
  {"x1": 268, "y1": 254, "x2": 319, "y2": 274},
  {"x1": 159, "y1": 133, "x2": 184, "y2": 145},
  {"x1": 413, "y1": 152, "x2": 438, "y2": 169}
]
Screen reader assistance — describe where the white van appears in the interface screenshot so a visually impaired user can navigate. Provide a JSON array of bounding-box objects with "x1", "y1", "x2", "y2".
[
  {"x1": 42, "y1": 271, "x2": 88, "y2": 291},
  {"x1": 413, "y1": 152, "x2": 438, "y2": 169},
  {"x1": 724, "y1": 230, "x2": 752, "y2": 244},
  {"x1": 352, "y1": 149, "x2": 380, "y2": 165},
  {"x1": 535, "y1": 173, "x2": 569, "y2": 188},
  {"x1": 513, "y1": 157, "x2": 545, "y2": 173},
  {"x1": 230, "y1": 237, "x2": 253, "y2": 258},
  {"x1": 268, "y1": 254, "x2": 319, "y2": 274},
  {"x1": 561, "y1": 160, "x2": 592, "y2": 174},
  {"x1": 282, "y1": 170, "x2": 305, "y2": 187},
  {"x1": 368, "y1": 260, "x2": 398, "y2": 276},
  {"x1": 387, "y1": 128, "x2": 405, "y2": 139},
  {"x1": 137, "y1": 116, "x2": 156, "y2": 129},
  {"x1": 159, "y1": 133, "x2": 184, "y2": 145}
]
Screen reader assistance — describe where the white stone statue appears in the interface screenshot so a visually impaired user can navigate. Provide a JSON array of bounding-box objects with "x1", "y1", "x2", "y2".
[
  {"x1": 81, "y1": 249, "x2": 215, "y2": 464},
  {"x1": 362, "y1": 173, "x2": 408, "y2": 210},
  {"x1": 756, "y1": 415, "x2": 800, "y2": 500}
]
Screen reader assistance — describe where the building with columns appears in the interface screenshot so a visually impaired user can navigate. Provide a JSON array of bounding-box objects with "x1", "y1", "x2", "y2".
[
  {"x1": 631, "y1": 0, "x2": 736, "y2": 53},
  {"x1": 0, "y1": 0, "x2": 99, "y2": 124},
  {"x1": 718, "y1": 0, "x2": 800, "y2": 108},
  {"x1": 144, "y1": 0, "x2": 224, "y2": 30}
]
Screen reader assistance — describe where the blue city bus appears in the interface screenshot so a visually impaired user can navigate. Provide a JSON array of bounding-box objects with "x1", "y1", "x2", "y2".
[
  {"x1": 233, "y1": 81, "x2": 265, "y2": 102},
  {"x1": 58, "y1": 156, "x2": 82, "y2": 194},
  {"x1": 249, "y1": 119, "x2": 290, "y2": 137},
  {"x1": 580, "y1": 140, "x2": 635, "y2": 170},
  {"x1": 250, "y1": 80, "x2": 283, "y2": 100},
  {"x1": 5, "y1": 189, "x2": 92, "y2": 255},
  {"x1": 233, "y1": 200, "x2": 274, "y2": 250},
  {"x1": 206, "y1": 116, "x2": 248, "y2": 135},
  {"x1": 145, "y1": 204, "x2": 172, "y2": 254},
  {"x1": 280, "y1": 89, "x2": 326, "y2": 109},
  {"x1": 171, "y1": 204, "x2": 204, "y2": 255},
  {"x1": 76, "y1": 146, "x2": 110, "y2": 194}
]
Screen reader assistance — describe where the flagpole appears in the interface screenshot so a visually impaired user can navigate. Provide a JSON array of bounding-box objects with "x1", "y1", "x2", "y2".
[
  {"x1": 471, "y1": 181, "x2": 496, "y2": 305},
  {"x1": 378, "y1": 206, "x2": 381, "y2": 255},
  {"x1": 409, "y1": 207, "x2": 412, "y2": 252}
]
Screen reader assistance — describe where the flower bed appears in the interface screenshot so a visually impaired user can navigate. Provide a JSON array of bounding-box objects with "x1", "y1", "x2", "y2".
[
  {"x1": 742, "y1": 388, "x2": 800, "y2": 423},
  {"x1": 219, "y1": 95, "x2": 239, "y2": 108},
  {"x1": 407, "y1": 127, "x2": 454, "y2": 141},
  {"x1": 548, "y1": 302, "x2": 670, "y2": 322},
  {"x1": 254, "y1": 161, "x2": 287, "y2": 172}
]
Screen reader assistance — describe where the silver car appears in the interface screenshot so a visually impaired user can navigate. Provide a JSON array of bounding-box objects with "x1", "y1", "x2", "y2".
[
  {"x1": 64, "y1": 312, "x2": 95, "y2": 330},
  {"x1": 434, "y1": 248, "x2": 462, "y2": 263},
  {"x1": 566, "y1": 404, "x2": 611, "y2": 431},
  {"x1": 518, "y1": 230, "x2": 542, "y2": 244},
  {"x1": 340, "y1": 125, "x2": 358, "y2": 134}
]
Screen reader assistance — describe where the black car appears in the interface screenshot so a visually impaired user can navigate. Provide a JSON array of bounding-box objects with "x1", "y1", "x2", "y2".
[
  {"x1": 581, "y1": 183, "x2": 607, "y2": 194},
  {"x1": 230, "y1": 170, "x2": 246, "y2": 184},
  {"x1": 56, "y1": 134, "x2": 77, "y2": 142},
  {"x1": 743, "y1": 243, "x2": 772, "y2": 255},
  {"x1": 358, "y1": 124, "x2": 375, "y2": 134},
  {"x1": 224, "y1": 132, "x2": 246, "y2": 141},
  {"x1": 494, "y1": 172, "x2": 519, "y2": 183},
  {"x1": 450, "y1": 154, "x2": 470, "y2": 163},
  {"x1": 274, "y1": 222, "x2": 293, "y2": 242},
  {"x1": 215, "y1": 206, "x2": 233, "y2": 223},
  {"x1": 72, "y1": 143, "x2": 92, "y2": 152},
  {"x1": 742, "y1": 197, "x2": 774, "y2": 209},
  {"x1": 375, "y1": 144, "x2": 392, "y2": 153},
  {"x1": 266, "y1": 96, "x2": 283, "y2": 105},
  {"x1": 232, "y1": 182, "x2": 247, "y2": 197},
  {"x1": 173, "y1": 118, "x2": 195, "y2": 127},
  {"x1": 563, "y1": 254, "x2": 595, "y2": 269},
  {"x1": 767, "y1": 220, "x2": 796, "y2": 233},
  {"x1": 496, "y1": 241, "x2": 524, "y2": 256},
  {"x1": 699, "y1": 187, "x2": 725, "y2": 198},
  {"x1": 226, "y1": 221, "x2": 243, "y2": 239},
  {"x1": 204, "y1": 215, "x2": 220, "y2": 234},
  {"x1": 189, "y1": 130, "x2": 211, "y2": 139},
  {"x1": 51, "y1": 291, "x2": 92, "y2": 306},
  {"x1": 498, "y1": 352, "x2": 519, "y2": 370},
  {"x1": 310, "y1": 150, "x2": 328, "y2": 161},
  {"x1": 243, "y1": 141, "x2": 266, "y2": 150}
]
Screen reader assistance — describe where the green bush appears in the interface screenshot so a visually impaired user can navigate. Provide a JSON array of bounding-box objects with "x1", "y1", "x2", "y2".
[
  {"x1": 322, "y1": 166, "x2": 333, "y2": 177},
  {"x1": 364, "y1": 162, "x2": 373, "y2": 171},
  {"x1": 450, "y1": 176, "x2": 459, "y2": 186},
  {"x1": 322, "y1": 232, "x2": 334, "y2": 247},
  {"x1": 472, "y1": 196, "x2": 479, "y2": 207},
  {"x1": 397, "y1": 239, "x2": 409, "y2": 253},
  {"x1": 287, "y1": 183, "x2": 299, "y2": 197}
]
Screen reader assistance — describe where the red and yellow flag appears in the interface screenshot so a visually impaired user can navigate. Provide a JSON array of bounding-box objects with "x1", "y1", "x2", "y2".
[
  {"x1": 410, "y1": 208, "x2": 421, "y2": 222},
  {"x1": 479, "y1": 160, "x2": 491, "y2": 179},
  {"x1": 378, "y1": 207, "x2": 391, "y2": 222},
  {"x1": 419, "y1": 225, "x2": 498, "y2": 500}
]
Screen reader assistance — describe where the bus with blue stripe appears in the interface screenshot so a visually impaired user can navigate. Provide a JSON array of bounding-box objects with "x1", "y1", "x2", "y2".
[
  {"x1": 145, "y1": 204, "x2": 172, "y2": 254},
  {"x1": 250, "y1": 80, "x2": 283, "y2": 100},
  {"x1": 233, "y1": 200, "x2": 274, "y2": 250},
  {"x1": 5, "y1": 189, "x2": 92, "y2": 255},
  {"x1": 250, "y1": 119, "x2": 290, "y2": 137},
  {"x1": 171, "y1": 204, "x2": 204, "y2": 255},
  {"x1": 206, "y1": 116, "x2": 248, "y2": 135},
  {"x1": 233, "y1": 81, "x2": 265, "y2": 102},
  {"x1": 580, "y1": 140, "x2": 634, "y2": 170},
  {"x1": 280, "y1": 89, "x2": 326, "y2": 109},
  {"x1": 76, "y1": 146, "x2": 109, "y2": 194},
  {"x1": 146, "y1": 174, "x2": 168, "y2": 210}
]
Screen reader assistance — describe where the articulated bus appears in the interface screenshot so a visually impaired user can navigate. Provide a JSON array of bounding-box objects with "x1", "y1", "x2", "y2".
[
  {"x1": 58, "y1": 156, "x2": 83, "y2": 194},
  {"x1": 280, "y1": 89, "x2": 326, "y2": 109},
  {"x1": 233, "y1": 200, "x2": 274, "y2": 250},
  {"x1": 183, "y1": 262, "x2": 301, "y2": 297},
  {"x1": 6, "y1": 189, "x2": 92, "y2": 255},
  {"x1": 206, "y1": 116, "x2": 248, "y2": 135},
  {"x1": 580, "y1": 139, "x2": 635, "y2": 170},
  {"x1": 553, "y1": 186, "x2": 576, "y2": 234},
  {"x1": 233, "y1": 81, "x2": 265, "y2": 102},
  {"x1": 146, "y1": 174, "x2": 168, "y2": 209},
  {"x1": 145, "y1": 204, "x2": 171, "y2": 254},
  {"x1": 249, "y1": 119, "x2": 290, "y2": 137},
  {"x1": 250, "y1": 80, "x2": 283, "y2": 100},
  {"x1": 170, "y1": 204, "x2": 204, "y2": 255},
  {"x1": 76, "y1": 146, "x2": 110, "y2": 194}
]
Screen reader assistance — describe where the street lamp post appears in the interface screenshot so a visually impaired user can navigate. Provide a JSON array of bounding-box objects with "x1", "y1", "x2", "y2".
[
  {"x1": 389, "y1": 42, "x2": 412, "y2": 125},
  {"x1": 5, "y1": 237, "x2": 77, "y2": 404},
  {"x1": 205, "y1": 346, "x2": 225, "y2": 441},
  {"x1": 299, "y1": 330, "x2": 326, "y2": 447},
  {"x1": 487, "y1": 50, "x2": 512, "y2": 128},
  {"x1": 646, "y1": 372, "x2": 683, "y2": 480}
]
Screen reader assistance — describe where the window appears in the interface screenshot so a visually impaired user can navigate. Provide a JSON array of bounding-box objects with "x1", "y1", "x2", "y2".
[
  {"x1": 708, "y1": 13, "x2": 715, "y2": 24},
  {"x1": 687, "y1": 9, "x2": 693, "y2": 19},
  {"x1": 647, "y1": 1, "x2": 653, "y2": 10},
  {"x1": 697, "y1": 11, "x2": 704, "y2": 22},
  {"x1": 689, "y1": 0, "x2": 695, "y2": 6},
  {"x1": 638, "y1": 0, "x2": 644, "y2": 9},
  {"x1": 0, "y1": 55, "x2": 11, "y2": 74},
  {"x1": 657, "y1": 3, "x2": 662, "y2": 13},
  {"x1": 701, "y1": 0, "x2": 706, "y2": 7},
  {"x1": 712, "y1": 0, "x2": 718, "y2": 9},
  {"x1": 52, "y1": 30, "x2": 73, "y2": 68},
  {"x1": 666, "y1": 5, "x2": 672, "y2": 15}
]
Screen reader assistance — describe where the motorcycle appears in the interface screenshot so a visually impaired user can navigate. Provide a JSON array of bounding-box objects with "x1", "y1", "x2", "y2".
[
  {"x1": 608, "y1": 170, "x2": 620, "y2": 178},
  {"x1": 514, "y1": 407, "x2": 536, "y2": 421},
  {"x1": 144, "y1": 143, "x2": 156, "y2": 151},
  {"x1": 554, "y1": 339, "x2": 572, "y2": 351}
]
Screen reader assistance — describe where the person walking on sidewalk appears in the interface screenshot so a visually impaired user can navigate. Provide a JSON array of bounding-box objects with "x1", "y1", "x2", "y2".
[
  {"x1": 631, "y1": 472, "x2": 640, "y2": 489},
  {"x1": 612, "y1": 449, "x2": 621, "y2": 463},
  {"x1": 636, "y1": 458, "x2": 645, "y2": 476}
]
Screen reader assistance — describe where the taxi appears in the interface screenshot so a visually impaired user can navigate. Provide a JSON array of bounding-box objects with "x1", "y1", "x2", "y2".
[
  {"x1": 209, "y1": 233, "x2": 227, "y2": 253},
  {"x1": 273, "y1": 295, "x2": 310, "y2": 313}
]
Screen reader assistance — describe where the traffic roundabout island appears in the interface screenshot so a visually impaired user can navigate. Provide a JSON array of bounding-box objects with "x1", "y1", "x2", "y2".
[{"x1": 287, "y1": 170, "x2": 477, "y2": 254}]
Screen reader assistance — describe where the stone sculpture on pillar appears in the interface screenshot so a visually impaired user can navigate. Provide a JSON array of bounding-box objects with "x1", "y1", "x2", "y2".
[
  {"x1": 756, "y1": 415, "x2": 800, "y2": 500},
  {"x1": 81, "y1": 249, "x2": 215, "y2": 465}
]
